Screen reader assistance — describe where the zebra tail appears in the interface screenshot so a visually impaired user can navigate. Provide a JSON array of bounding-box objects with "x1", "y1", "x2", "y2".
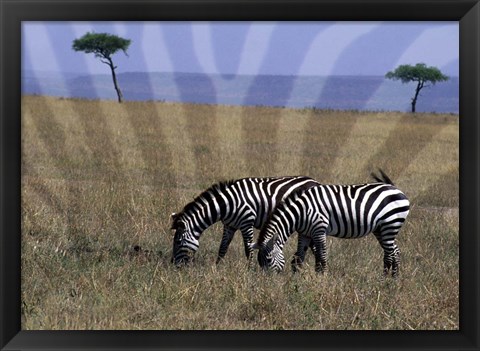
[{"x1": 370, "y1": 168, "x2": 395, "y2": 185}]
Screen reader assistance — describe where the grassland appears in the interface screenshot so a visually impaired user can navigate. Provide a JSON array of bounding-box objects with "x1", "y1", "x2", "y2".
[{"x1": 21, "y1": 95, "x2": 459, "y2": 330}]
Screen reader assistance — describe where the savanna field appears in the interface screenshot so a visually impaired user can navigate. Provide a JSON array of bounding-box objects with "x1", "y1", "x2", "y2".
[{"x1": 21, "y1": 95, "x2": 459, "y2": 330}]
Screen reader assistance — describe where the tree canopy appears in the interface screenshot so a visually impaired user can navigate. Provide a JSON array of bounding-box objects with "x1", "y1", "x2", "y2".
[
  {"x1": 385, "y1": 63, "x2": 448, "y2": 85},
  {"x1": 385, "y1": 63, "x2": 449, "y2": 113},
  {"x1": 72, "y1": 32, "x2": 131, "y2": 61},
  {"x1": 72, "y1": 32, "x2": 131, "y2": 103}
]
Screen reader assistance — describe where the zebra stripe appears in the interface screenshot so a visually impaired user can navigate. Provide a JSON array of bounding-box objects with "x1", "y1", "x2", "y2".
[
  {"x1": 254, "y1": 171, "x2": 410, "y2": 277},
  {"x1": 170, "y1": 176, "x2": 320, "y2": 266}
]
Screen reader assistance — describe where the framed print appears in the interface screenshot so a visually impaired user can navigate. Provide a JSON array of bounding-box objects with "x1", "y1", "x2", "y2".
[{"x1": 1, "y1": 0, "x2": 479, "y2": 350}]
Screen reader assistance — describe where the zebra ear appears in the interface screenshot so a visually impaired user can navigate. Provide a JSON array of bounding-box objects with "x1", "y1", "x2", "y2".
[{"x1": 170, "y1": 212, "x2": 182, "y2": 230}]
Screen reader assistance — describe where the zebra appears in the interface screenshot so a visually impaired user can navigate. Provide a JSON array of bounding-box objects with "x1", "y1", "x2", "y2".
[
  {"x1": 170, "y1": 176, "x2": 320, "y2": 266},
  {"x1": 252, "y1": 170, "x2": 410, "y2": 277}
]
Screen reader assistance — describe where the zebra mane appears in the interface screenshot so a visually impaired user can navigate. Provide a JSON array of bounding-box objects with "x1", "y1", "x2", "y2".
[
  {"x1": 255, "y1": 186, "x2": 308, "y2": 247},
  {"x1": 172, "y1": 179, "x2": 236, "y2": 228},
  {"x1": 370, "y1": 169, "x2": 394, "y2": 185}
]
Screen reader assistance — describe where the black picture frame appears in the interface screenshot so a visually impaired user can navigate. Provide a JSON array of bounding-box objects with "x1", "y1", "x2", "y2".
[{"x1": 1, "y1": 0, "x2": 479, "y2": 350}]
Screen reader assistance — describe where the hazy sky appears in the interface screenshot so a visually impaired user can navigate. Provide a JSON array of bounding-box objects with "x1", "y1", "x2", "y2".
[{"x1": 22, "y1": 21, "x2": 459, "y2": 76}]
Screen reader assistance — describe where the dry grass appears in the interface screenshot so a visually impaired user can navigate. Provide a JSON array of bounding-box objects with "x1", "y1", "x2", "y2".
[{"x1": 21, "y1": 95, "x2": 458, "y2": 330}]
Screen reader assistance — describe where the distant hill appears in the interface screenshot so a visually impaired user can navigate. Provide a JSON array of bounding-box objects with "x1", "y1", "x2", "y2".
[{"x1": 22, "y1": 71, "x2": 459, "y2": 113}]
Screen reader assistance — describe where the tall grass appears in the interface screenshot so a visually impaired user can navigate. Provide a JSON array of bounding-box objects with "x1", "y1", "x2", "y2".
[{"x1": 21, "y1": 96, "x2": 458, "y2": 330}]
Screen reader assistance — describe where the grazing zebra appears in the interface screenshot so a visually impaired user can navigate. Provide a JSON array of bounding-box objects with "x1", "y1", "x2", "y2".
[
  {"x1": 170, "y1": 176, "x2": 320, "y2": 266},
  {"x1": 252, "y1": 170, "x2": 410, "y2": 277}
]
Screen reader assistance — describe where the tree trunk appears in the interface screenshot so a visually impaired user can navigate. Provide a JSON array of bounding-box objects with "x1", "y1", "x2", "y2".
[
  {"x1": 108, "y1": 57, "x2": 123, "y2": 103},
  {"x1": 411, "y1": 80, "x2": 424, "y2": 113}
]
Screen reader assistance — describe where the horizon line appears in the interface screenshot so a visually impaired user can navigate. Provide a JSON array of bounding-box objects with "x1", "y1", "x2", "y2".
[{"x1": 22, "y1": 70, "x2": 460, "y2": 78}]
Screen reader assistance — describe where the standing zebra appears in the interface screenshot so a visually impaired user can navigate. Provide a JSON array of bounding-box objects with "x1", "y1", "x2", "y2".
[
  {"x1": 253, "y1": 171, "x2": 410, "y2": 277},
  {"x1": 170, "y1": 176, "x2": 320, "y2": 266}
]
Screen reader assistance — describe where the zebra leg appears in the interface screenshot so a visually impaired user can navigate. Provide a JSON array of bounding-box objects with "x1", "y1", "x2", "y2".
[
  {"x1": 312, "y1": 231, "x2": 327, "y2": 274},
  {"x1": 216, "y1": 225, "x2": 236, "y2": 264},
  {"x1": 391, "y1": 246, "x2": 400, "y2": 278},
  {"x1": 240, "y1": 225, "x2": 255, "y2": 260},
  {"x1": 383, "y1": 245, "x2": 400, "y2": 278},
  {"x1": 291, "y1": 234, "x2": 312, "y2": 272},
  {"x1": 374, "y1": 231, "x2": 400, "y2": 278}
]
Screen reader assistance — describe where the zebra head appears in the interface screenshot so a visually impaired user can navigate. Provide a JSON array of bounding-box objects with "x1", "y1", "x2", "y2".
[
  {"x1": 170, "y1": 212, "x2": 200, "y2": 266},
  {"x1": 254, "y1": 236, "x2": 285, "y2": 272}
]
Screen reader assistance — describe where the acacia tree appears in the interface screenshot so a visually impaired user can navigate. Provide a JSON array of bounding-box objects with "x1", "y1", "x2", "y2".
[
  {"x1": 385, "y1": 63, "x2": 449, "y2": 113},
  {"x1": 73, "y1": 32, "x2": 131, "y2": 103}
]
